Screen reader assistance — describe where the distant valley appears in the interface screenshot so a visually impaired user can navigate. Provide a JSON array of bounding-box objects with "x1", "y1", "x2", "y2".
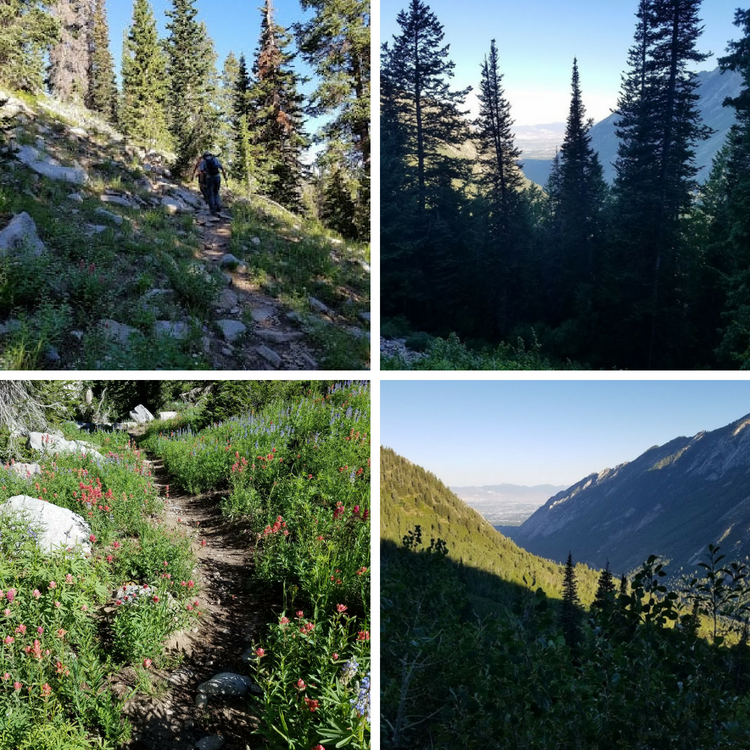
[
  {"x1": 516, "y1": 66, "x2": 742, "y2": 186},
  {"x1": 451, "y1": 483, "x2": 566, "y2": 526}
]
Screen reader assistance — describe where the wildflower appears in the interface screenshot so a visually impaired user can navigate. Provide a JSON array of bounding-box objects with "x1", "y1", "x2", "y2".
[
  {"x1": 350, "y1": 671, "x2": 371, "y2": 721},
  {"x1": 303, "y1": 696, "x2": 319, "y2": 712},
  {"x1": 336, "y1": 604, "x2": 347, "y2": 613},
  {"x1": 255, "y1": 647, "x2": 265, "y2": 658},
  {"x1": 32, "y1": 589, "x2": 41, "y2": 599},
  {"x1": 341, "y1": 658, "x2": 358, "y2": 685},
  {"x1": 143, "y1": 658, "x2": 152, "y2": 669}
]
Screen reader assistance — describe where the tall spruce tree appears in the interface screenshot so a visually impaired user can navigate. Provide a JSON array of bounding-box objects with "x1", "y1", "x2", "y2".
[
  {"x1": 380, "y1": 0, "x2": 471, "y2": 330},
  {"x1": 87, "y1": 0, "x2": 117, "y2": 122},
  {"x1": 711, "y1": 10, "x2": 750, "y2": 366},
  {"x1": 231, "y1": 54, "x2": 255, "y2": 187},
  {"x1": 248, "y1": 0, "x2": 307, "y2": 210},
  {"x1": 561, "y1": 552, "x2": 581, "y2": 646},
  {"x1": 474, "y1": 39, "x2": 524, "y2": 334},
  {"x1": 296, "y1": 0, "x2": 370, "y2": 238},
  {"x1": 552, "y1": 58, "x2": 606, "y2": 323},
  {"x1": 0, "y1": 1, "x2": 59, "y2": 91},
  {"x1": 120, "y1": 0, "x2": 170, "y2": 148},
  {"x1": 48, "y1": 0, "x2": 91, "y2": 103},
  {"x1": 612, "y1": 0, "x2": 710, "y2": 369},
  {"x1": 165, "y1": 0, "x2": 218, "y2": 176}
]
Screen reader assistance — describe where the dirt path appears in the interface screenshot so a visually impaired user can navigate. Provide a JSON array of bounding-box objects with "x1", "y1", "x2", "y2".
[
  {"x1": 191, "y1": 194, "x2": 323, "y2": 371},
  {"x1": 119, "y1": 443, "x2": 276, "y2": 750}
]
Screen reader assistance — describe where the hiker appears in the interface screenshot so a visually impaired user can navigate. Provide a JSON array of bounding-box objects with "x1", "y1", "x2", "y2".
[{"x1": 192, "y1": 152, "x2": 228, "y2": 215}]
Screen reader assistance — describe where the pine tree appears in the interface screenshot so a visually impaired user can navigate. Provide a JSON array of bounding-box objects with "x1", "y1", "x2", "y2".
[
  {"x1": 561, "y1": 552, "x2": 581, "y2": 646},
  {"x1": 87, "y1": 0, "x2": 117, "y2": 122},
  {"x1": 248, "y1": 0, "x2": 307, "y2": 210},
  {"x1": 48, "y1": 0, "x2": 91, "y2": 103},
  {"x1": 474, "y1": 38, "x2": 525, "y2": 335},
  {"x1": 296, "y1": 0, "x2": 370, "y2": 237},
  {"x1": 711, "y1": 10, "x2": 750, "y2": 366},
  {"x1": 612, "y1": 0, "x2": 711, "y2": 368},
  {"x1": 552, "y1": 58, "x2": 607, "y2": 322},
  {"x1": 231, "y1": 54, "x2": 255, "y2": 186},
  {"x1": 0, "y1": 1, "x2": 59, "y2": 92},
  {"x1": 380, "y1": 0, "x2": 472, "y2": 331},
  {"x1": 165, "y1": 0, "x2": 218, "y2": 176},
  {"x1": 216, "y1": 51, "x2": 240, "y2": 170},
  {"x1": 120, "y1": 0, "x2": 170, "y2": 148}
]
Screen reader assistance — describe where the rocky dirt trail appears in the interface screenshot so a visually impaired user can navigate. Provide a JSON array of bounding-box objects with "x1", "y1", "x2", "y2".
[
  {"x1": 118, "y1": 438, "x2": 275, "y2": 750},
  {"x1": 194, "y1": 198, "x2": 323, "y2": 371}
]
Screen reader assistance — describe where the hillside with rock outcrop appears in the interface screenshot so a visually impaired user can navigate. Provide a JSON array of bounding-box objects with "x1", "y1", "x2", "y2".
[{"x1": 0, "y1": 92, "x2": 370, "y2": 370}]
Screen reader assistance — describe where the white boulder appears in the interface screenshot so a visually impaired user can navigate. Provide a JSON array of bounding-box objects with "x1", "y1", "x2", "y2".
[{"x1": 0, "y1": 495, "x2": 91, "y2": 555}]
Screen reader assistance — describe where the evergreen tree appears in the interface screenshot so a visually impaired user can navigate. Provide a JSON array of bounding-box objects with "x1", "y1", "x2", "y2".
[
  {"x1": 296, "y1": 0, "x2": 370, "y2": 238},
  {"x1": 474, "y1": 38, "x2": 524, "y2": 335},
  {"x1": 248, "y1": 0, "x2": 307, "y2": 210},
  {"x1": 165, "y1": 0, "x2": 218, "y2": 176},
  {"x1": 48, "y1": 0, "x2": 90, "y2": 103},
  {"x1": 87, "y1": 0, "x2": 117, "y2": 122},
  {"x1": 711, "y1": 10, "x2": 750, "y2": 366},
  {"x1": 231, "y1": 53, "x2": 255, "y2": 187},
  {"x1": 120, "y1": 0, "x2": 170, "y2": 148},
  {"x1": 561, "y1": 552, "x2": 581, "y2": 646},
  {"x1": 612, "y1": 0, "x2": 710, "y2": 368},
  {"x1": 380, "y1": 0, "x2": 471, "y2": 331},
  {"x1": 216, "y1": 51, "x2": 240, "y2": 170}
]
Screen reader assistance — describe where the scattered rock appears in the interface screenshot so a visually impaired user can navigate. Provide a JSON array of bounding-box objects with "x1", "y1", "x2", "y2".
[
  {"x1": 0, "y1": 495, "x2": 91, "y2": 555},
  {"x1": 129, "y1": 404, "x2": 154, "y2": 424},
  {"x1": 256, "y1": 345, "x2": 282, "y2": 368},
  {"x1": 100, "y1": 193, "x2": 134, "y2": 209},
  {"x1": 217, "y1": 320, "x2": 246, "y2": 343},
  {"x1": 309, "y1": 297, "x2": 332, "y2": 315},
  {"x1": 217, "y1": 290, "x2": 239, "y2": 310},
  {"x1": 100, "y1": 319, "x2": 137, "y2": 345},
  {"x1": 218, "y1": 253, "x2": 241, "y2": 268},
  {"x1": 154, "y1": 320, "x2": 189, "y2": 340},
  {"x1": 15, "y1": 145, "x2": 88, "y2": 185},
  {"x1": 94, "y1": 208, "x2": 124, "y2": 226},
  {"x1": 0, "y1": 212, "x2": 46, "y2": 257},
  {"x1": 197, "y1": 673, "x2": 255, "y2": 698},
  {"x1": 195, "y1": 736, "x2": 225, "y2": 750},
  {"x1": 255, "y1": 330, "x2": 304, "y2": 344},
  {"x1": 251, "y1": 307, "x2": 275, "y2": 323}
]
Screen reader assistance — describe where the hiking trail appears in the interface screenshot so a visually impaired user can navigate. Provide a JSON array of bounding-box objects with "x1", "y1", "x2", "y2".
[{"x1": 116, "y1": 436, "x2": 274, "y2": 750}]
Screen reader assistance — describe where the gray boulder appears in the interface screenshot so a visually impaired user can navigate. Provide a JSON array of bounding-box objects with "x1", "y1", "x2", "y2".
[
  {"x1": 129, "y1": 404, "x2": 154, "y2": 423},
  {"x1": 16, "y1": 145, "x2": 88, "y2": 185},
  {"x1": 197, "y1": 673, "x2": 255, "y2": 698},
  {"x1": 217, "y1": 320, "x2": 246, "y2": 343},
  {"x1": 0, "y1": 212, "x2": 46, "y2": 257},
  {"x1": 0, "y1": 495, "x2": 91, "y2": 555}
]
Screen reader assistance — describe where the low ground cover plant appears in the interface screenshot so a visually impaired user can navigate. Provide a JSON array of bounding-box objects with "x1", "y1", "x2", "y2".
[{"x1": 0, "y1": 429, "x2": 199, "y2": 749}]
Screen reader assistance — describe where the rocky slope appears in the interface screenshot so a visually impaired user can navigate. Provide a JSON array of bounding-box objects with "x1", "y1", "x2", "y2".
[
  {"x1": 507, "y1": 413, "x2": 750, "y2": 575},
  {"x1": 0, "y1": 91, "x2": 370, "y2": 370}
]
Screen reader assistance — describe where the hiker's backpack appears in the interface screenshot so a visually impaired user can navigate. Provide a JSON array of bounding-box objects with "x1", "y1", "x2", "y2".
[{"x1": 205, "y1": 155, "x2": 221, "y2": 176}]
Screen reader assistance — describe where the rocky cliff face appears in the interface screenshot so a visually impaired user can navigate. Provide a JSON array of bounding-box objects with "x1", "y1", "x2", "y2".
[{"x1": 507, "y1": 413, "x2": 750, "y2": 575}]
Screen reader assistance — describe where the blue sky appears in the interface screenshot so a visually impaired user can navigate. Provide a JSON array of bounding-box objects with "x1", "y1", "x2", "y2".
[
  {"x1": 381, "y1": 0, "x2": 740, "y2": 125},
  {"x1": 381, "y1": 381, "x2": 750, "y2": 487}
]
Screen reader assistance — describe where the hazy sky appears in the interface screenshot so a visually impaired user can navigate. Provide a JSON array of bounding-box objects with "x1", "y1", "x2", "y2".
[
  {"x1": 380, "y1": 0, "x2": 741, "y2": 125},
  {"x1": 381, "y1": 381, "x2": 750, "y2": 487}
]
